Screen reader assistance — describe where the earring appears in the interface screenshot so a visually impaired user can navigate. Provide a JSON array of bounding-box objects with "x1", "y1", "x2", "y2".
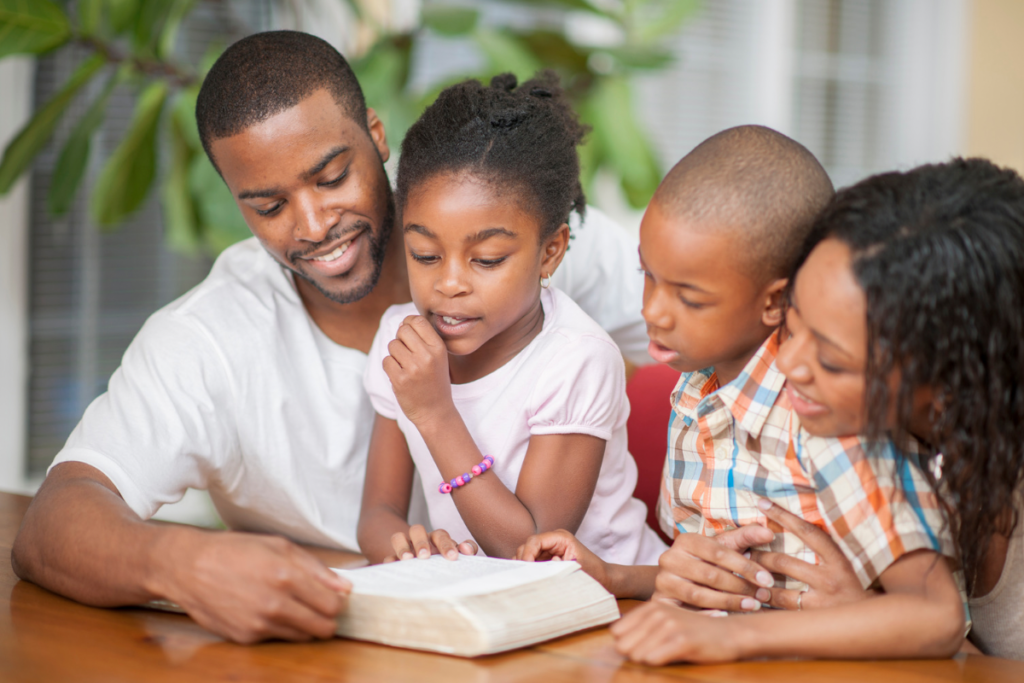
[{"x1": 540, "y1": 274, "x2": 551, "y2": 289}]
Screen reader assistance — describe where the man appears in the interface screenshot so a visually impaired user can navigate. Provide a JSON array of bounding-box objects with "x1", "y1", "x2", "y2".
[{"x1": 11, "y1": 31, "x2": 648, "y2": 643}]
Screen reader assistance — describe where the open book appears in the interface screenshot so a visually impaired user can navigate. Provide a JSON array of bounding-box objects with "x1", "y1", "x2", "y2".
[{"x1": 332, "y1": 555, "x2": 619, "y2": 657}]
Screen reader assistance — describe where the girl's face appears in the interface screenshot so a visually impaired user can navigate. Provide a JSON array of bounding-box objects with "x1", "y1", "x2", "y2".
[
  {"x1": 776, "y1": 239, "x2": 870, "y2": 437},
  {"x1": 401, "y1": 171, "x2": 568, "y2": 360}
]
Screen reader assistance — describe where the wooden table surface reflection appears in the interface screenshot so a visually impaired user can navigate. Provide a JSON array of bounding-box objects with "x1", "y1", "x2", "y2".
[{"x1": 2, "y1": 491, "x2": 1022, "y2": 682}]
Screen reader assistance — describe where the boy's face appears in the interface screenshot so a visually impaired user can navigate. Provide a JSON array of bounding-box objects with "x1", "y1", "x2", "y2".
[
  {"x1": 401, "y1": 171, "x2": 568, "y2": 358},
  {"x1": 639, "y1": 201, "x2": 785, "y2": 383}
]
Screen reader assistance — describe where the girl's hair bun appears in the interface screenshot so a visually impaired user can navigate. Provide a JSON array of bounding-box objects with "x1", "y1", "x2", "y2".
[
  {"x1": 530, "y1": 87, "x2": 552, "y2": 98},
  {"x1": 490, "y1": 73, "x2": 518, "y2": 91}
]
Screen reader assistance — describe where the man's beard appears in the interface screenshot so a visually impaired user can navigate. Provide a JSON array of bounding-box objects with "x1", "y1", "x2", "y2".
[{"x1": 292, "y1": 185, "x2": 396, "y2": 305}]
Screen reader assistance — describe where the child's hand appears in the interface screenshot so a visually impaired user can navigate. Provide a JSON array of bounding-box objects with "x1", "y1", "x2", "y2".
[
  {"x1": 516, "y1": 530, "x2": 610, "y2": 590},
  {"x1": 611, "y1": 601, "x2": 744, "y2": 665},
  {"x1": 654, "y1": 525, "x2": 776, "y2": 612},
  {"x1": 383, "y1": 315, "x2": 454, "y2": 425},
  {"x1": 384, "y1": 524, "x2": 478, "y2": 562}
]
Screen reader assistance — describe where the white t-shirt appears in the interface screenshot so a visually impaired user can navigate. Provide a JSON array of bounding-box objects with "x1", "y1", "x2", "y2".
[
  {"x1": 363, "y1": 288, "x2": 665, "y2": 565},
  {"x1": 50, "y1": 208, "x2": 649, "y2": 552}
]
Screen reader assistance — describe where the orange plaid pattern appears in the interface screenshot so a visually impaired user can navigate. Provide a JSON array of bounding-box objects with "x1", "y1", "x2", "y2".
[{"x1": 657, "y1": 333, "x2": 955, "y2": 591}]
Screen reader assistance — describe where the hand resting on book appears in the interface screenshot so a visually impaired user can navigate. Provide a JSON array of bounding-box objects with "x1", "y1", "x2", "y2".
[{"x1": 385, "y1": 523, "x2": 479, "y2": 563}]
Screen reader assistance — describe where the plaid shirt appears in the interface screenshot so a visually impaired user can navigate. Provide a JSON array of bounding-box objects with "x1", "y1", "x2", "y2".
[{"x1": 657, "y1": 332, "x2": 955, "y2": 591}]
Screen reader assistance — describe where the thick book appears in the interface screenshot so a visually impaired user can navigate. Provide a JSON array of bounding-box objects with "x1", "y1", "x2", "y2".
[{"x1": 332, "y1": 555, "x2": 620, "y2": 657}]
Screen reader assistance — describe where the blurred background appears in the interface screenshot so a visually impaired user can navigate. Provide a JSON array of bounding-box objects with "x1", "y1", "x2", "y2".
[{"x1": 0, "y1": 0, "x2": 1020, "y2": 523}]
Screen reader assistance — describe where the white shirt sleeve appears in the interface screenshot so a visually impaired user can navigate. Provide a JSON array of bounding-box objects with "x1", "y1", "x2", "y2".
[
  {"x1": 551, "y1": 207, "x2": 653, "y2": 366},
  {"x1": 49, "y1": 311, "x2": 237, "y2": 520},
  {"x1": 526, "y1": 334, "x2": 627, "y2": 441},
  {"x1": 363, "y1": 307, "x2": 403, "y2": 420}
]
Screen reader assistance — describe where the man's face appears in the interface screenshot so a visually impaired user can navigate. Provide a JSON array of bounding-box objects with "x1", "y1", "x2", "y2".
[
  {"x1": 639, "y1": 201, "x2": 783, "y2": 382},
  {"x1": 209, "y1": 89, "x2": 394, "y2": 304}
]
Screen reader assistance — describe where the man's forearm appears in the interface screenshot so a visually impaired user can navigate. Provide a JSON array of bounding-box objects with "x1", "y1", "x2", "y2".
[{"x1": 12, "y1": 463, "x2": 187, "y2": 606}]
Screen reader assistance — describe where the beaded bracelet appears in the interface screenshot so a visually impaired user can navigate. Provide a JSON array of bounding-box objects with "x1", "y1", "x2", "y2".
[{"x1": 438, "y1": 455, "x2": 494, "y2": 494}]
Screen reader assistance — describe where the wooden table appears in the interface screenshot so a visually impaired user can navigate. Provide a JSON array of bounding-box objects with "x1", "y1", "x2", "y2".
[{"x1": 2, "y1": 491, "x2": 1022, "y2": 682}]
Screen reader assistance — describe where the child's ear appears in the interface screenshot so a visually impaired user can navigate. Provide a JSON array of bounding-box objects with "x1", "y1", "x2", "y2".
[
  {"x1": 540, "y1": 223, "x2": 571, "y2": 277},
  {"x1": 761, "y1": 278, "x2": 789, "y2": 328}
]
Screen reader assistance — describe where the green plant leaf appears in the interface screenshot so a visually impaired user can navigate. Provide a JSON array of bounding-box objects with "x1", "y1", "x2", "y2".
[
  {"x1": 78, "y1": 0, "x2": 102, "y2": 36},
  {"x1": 132, "y1": 0, "x2": 178, "y2": 57},
  {"x1": 588, "y1": 76, "x2": 660, "y2": 208},
  {"x1": 0, "y1": 0, "x2": 71, "y2": 58},
  {"x1": 634, "y1": 0, "x2": 701, "y2": 43},
  {"x1": 353, "y1": 40, "x2": 407, "y2": 109},
  {"x1": 188, "y1": 154, "x2": 250, "y2": 254},
  {"x1": 421, "y1": 5, "x2": 478, "y2": 36},
  {"x1": 90, "y1": 80, "x2": 168, "y2": 226},
  {"x1": 157, "y1": 0, "x2": 196, "y2": 59},
  {"x1": 172, "y1": 83, "x2": 200, "y2": 150},
  {"x1": 0, "y1": 53, "x2": 104, "y2": 194},
  {"x1": 162, "y1": 103, "x2": 200, "y2": 252},
  {"x1": 607, "y1": 44, "x2": 673, "y2": 70},
  {"x1": 48, "y1": 71, "x2": 119, "y2": 215},
  {"x1": 474, "y1": 28, "x2": 542, "y2": 82},
  {"x1": 106, "y1": 0, "x2": 138, "y2": 34}
]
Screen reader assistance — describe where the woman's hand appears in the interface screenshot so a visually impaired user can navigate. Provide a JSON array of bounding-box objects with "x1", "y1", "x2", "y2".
[
  {"x1": 749, "y1": 499, "x2": 869, "y2": 610},
  {"x1": 651, "y1": 524, "x2": 776, "y2": 611},
  {"x1": 611, "y1": 602, "x2": 745, "y2": 665},
  {"x1": 516, "y1": 530, "x2": 610, "y2": 589},
  {"x1": 383, "y1": 316, "x2": 454, "y2": 426},
  {"x1": 384, "y1": 524, "x2": 478, "y2": 563}
]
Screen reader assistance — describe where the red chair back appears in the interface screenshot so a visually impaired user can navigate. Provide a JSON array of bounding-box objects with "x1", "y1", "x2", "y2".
[{"x1": 626, "y1": 364, "x2": 681, "y2": 546}]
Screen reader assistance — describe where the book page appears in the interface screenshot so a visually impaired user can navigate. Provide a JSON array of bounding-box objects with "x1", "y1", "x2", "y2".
[{"x1": 333, "y1": 556, "x2": 577, "y2": 599}]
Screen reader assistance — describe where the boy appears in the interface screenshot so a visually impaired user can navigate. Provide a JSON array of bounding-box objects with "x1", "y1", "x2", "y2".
[{"x1": 519, "y1": 126, "x2": 964, "y2": 661}]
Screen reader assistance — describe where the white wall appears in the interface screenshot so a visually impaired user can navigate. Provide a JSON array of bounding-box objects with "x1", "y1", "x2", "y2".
[{"x1": 0, "y1": 57, "x2": 33, "y2": 494}]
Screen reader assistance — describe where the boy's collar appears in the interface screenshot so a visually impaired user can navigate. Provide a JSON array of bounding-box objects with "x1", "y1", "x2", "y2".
[{"x1": 671, "y1": 332, "x2": 786, "y2": 437}]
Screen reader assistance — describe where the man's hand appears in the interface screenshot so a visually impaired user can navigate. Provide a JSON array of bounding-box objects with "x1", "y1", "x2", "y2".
[
  {"x1": 516, "y1": 530, "x2": 610, "y2": 590},
  {"x1": 161, "y1": 530, "x2": 351, "y2": 644},
  {"x1": 611, "y1": 601, "x2": 745, "y2": 665},
  {"x1": 383, "y1": 316, "x2": 454, "y2": 425},
  {"x1": 652, "y1": 524, "x2": 776, "y2": 611},
  {"x1": 748, "y1": 499, "x2": 868, "y2": 610},
  {"x1": 384, "y1": 524, "x2": 478, "y2": 563}
]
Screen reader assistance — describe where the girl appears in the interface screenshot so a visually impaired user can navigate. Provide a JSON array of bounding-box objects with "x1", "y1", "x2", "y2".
[
  {"x1": 356, "y1": 73, "x2": 664, "y2": 566},
  {"x1": 613, "y1": 157, "x2": 1024, "y2": 663}
]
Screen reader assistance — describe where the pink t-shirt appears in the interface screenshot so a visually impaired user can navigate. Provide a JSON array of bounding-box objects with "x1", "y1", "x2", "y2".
[{"x1": 364, "y1": 287, "x2": 665, "y2": 565}]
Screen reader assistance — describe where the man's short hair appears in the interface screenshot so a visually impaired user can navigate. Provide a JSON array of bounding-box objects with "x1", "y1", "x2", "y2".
[
  {"x1": 196, "y1": 30, "x2": 368, "y2": 167},
  {"x1": 654, "y1": 125, "x2": 834, "y2": 282}
]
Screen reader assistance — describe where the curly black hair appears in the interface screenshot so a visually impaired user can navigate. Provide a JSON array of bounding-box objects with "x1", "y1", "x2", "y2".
[
  {"x1": 396, "y1": 71, "x2": 588, "y2": 241},
  {"x1": 197, "y1": 31, "x2": 367, "y2": 169},
  {"x1": 790, "y1": 157, "x2": 1024, "y2": 592}
]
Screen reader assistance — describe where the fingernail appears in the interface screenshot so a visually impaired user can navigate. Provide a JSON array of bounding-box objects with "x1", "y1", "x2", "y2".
[
  {"x1": 740, "y1": 598, "x2": 758, "y2": 611},
  {"x1": 743, "y1": 551, "x2": 751, "y2": 559},
  {"x1": 756, "y1": 588, "x2": 771, "y2": 602},
  {"x1": 757, "y1": 499, "x2": 772, "y2": 511},
  {"x1": 756, "y1": 571, "x2": 774, "y2": 587},
  {"x1": 446, "y1": 550, "x2": 457, "y2": 560},
  {"x1": 418, "y1": 549, "x2": 430, "y2": 559},
  {"x1": 401, "y1": 552, "x2": 413, "y2": 560}
]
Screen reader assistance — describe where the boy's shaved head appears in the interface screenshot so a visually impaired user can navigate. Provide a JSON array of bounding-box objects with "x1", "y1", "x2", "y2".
[{"x1": 654, "y1": 125, "x2": 834, "y2": 281}]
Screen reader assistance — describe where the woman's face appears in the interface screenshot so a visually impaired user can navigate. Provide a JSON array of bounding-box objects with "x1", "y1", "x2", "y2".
[{"x1": 776, "y1": 239, "x2": 870, "y2": 437}]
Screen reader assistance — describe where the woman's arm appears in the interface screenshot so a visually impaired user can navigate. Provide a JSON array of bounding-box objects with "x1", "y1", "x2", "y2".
[{"x1": 612, "y1": 547, "x2": 965, "y2": 664}]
